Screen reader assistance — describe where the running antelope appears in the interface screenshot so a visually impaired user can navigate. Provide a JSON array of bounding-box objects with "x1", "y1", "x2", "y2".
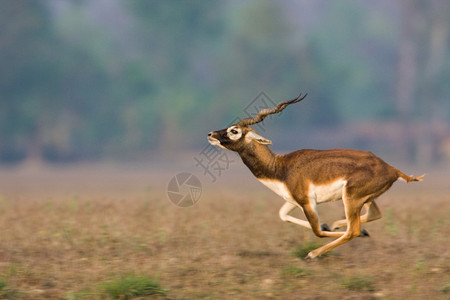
[{"x1": 208, "y1": 93, "x2": 424, "y2": 259}]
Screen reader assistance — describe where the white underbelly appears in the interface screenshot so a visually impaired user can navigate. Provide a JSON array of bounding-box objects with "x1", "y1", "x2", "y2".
[
  {"x1": 308, "y1": 179, "x2": 347, "y2": 204},
  {"x1": 257, "y1": 178, "x2": 347, "y2": 205},
  {"x1": 257, "y1": 178, "x2": 297, "y2": 205}
]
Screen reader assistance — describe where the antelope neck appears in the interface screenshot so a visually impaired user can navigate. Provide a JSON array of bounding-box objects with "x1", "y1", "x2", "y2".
[{"x1": 238, "y1": 144, "x2": 283, "y2": 179}]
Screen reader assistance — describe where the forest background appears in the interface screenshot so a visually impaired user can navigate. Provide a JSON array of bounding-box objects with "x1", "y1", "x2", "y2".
[{"x1": 1, "y1": 0, "x2": 449, "y2": 166}]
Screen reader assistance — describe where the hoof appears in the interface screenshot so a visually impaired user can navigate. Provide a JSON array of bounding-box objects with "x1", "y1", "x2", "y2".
[
  {"x1": 359, "y1": 229, "x2": 370, "y2": 237},
  {"x1": 305, "y1": 252, "x2": 318, "y2": 260},
  {"x1": 320, "y1": 223, "x2": 331, "y2": 232}
]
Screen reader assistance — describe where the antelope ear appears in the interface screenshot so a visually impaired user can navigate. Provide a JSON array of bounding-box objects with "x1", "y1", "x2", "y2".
[{"x1": 245, "y1": 131, "x2": 272, "y2": 144}]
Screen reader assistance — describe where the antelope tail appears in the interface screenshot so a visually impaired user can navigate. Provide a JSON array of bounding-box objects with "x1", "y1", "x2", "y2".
[{"x1": 397, "y1": 170, "x2": 425, "y2": 182}]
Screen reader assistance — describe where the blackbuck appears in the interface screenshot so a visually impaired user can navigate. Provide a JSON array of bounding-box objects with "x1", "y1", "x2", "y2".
[{"x1": 208, "y1": 93, "x2": 424, "y2": 259}]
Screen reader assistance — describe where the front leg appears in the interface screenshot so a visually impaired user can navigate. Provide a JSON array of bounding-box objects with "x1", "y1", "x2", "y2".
[
  {"x1": 301, "y1": 203, "x2": 346, "y2": 238},
  {"x1": 307, "y1": 199, "x2": 363, "y2": 259}
]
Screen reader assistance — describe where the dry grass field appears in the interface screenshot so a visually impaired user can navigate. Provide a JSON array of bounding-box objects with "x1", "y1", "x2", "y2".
[{"x1": 0, "y1": 162, "x2": 449, "y2": 299}]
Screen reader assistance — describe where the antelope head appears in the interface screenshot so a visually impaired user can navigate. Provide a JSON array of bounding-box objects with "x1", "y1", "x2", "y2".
[{"x1": 207, "y1": 93, "x2": 307, "y2": 153}]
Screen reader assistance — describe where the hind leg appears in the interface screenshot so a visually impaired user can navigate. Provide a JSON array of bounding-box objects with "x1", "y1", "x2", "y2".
[
  {"x1": 360, "y1": 201, "x2": 381, "y2": 223},
  {"x1": 332, "y1": 201, "x2": 382, "y2": 231}
]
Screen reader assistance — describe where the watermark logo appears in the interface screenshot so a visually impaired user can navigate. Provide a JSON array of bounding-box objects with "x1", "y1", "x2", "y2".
[
  {"x1": 167, "y1": 172, "x2": 202, "y2": 207},
  {"x1": 193, "y1": 143, "x2": 234, "y2": 182}
]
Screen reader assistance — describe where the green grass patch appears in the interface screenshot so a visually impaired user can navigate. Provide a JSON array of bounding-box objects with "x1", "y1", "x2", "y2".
[
  {"x1": 442, "y1": 284, "x2": 450, "y2": 294},
  {"x1": 341, "y1": 276, "x2": 376, "y2": 292},
  {"x1": 100, "y1": 273, "x2": 166, "y2": 299},
  {"x1": 0, "y1": 279, "x2": 21, "y2": 299},
  {"x1": 414, "y1": 258, "x2": 425, "y2": 271},
  {"x1": 0, "y1": 280, "x2": 6, "y2": 291},
  {"x1": 291, "y1": 241, "x2": 329, "y2": 259},
  {"x1": 281, "y1": 266, "x2": 310, "y2": 278},
  {"x1": 66, "y1": 289, "x2": 95, "y2": 300}
]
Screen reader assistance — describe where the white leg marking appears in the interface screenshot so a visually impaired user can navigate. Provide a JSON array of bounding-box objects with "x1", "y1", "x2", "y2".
[
  {"x1": 279, "y1": 202, "x2": 312, "y2": 229},
  {"x1": 258, "y1": 179, "x2": 313, "y2": 229},
  {"x1": 258, "y1": 179, "x2": 295, "y2": 203}
]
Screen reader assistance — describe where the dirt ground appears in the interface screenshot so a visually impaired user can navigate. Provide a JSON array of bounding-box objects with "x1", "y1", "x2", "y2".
[{"x1": 0, "y1": 162, "x2": 448, "y2": 299}]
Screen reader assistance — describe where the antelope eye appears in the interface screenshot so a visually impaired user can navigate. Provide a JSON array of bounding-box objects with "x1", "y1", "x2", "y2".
[{"x1": 231, "y1": 129, "x2": 238, "y2": 134}]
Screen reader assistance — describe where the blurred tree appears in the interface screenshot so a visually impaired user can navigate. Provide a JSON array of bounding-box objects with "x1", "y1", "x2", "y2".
[
  {"x1": 396, "y1": 0, "x2": 450, "y2": 163},
  {"x1": 126, "y1": 0, "x2": 224, "y2": 152},
  {"x1": 214, "y1": 1, "x2": 400, "y2": 130},
  {"x1": 217, "y1": 1, "x2": 310, "y2": 123},
  {"x1": 0, "y1": 0, "x2": 448, "y2": 163},
  {"x1": 0, "y1": 0, "x2": 60, "y2": 163},
  {"x1": 303, "y1": 2, "x2": 397, "y2": 123}
]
